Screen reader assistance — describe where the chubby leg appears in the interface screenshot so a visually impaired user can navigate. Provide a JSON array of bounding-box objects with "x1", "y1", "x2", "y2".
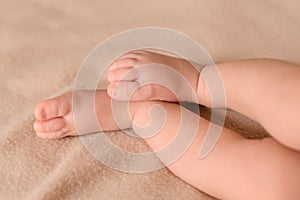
[
  {"x1": 132, "y1": 101, "x2": 300, "y2": 200},
  {"x1": 108, "y1": 51, "x2": 300, "y2": 150},
  {"x1": 34, "y1": 90, "x2": 300, "y2": 199},
  {"x1": 215, "y1": 59, "x2": 300, "y2": 150}
]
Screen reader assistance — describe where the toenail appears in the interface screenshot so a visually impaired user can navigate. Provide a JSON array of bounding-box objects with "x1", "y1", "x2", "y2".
[
  {"x1": 110, "y1": 83, "x2": 116, "y2": 92},
  {"x1": 109, "y1": 63, "x2": 116, "y2": 70},
  {"x1": 36, "y1": 132, "x2": 42, "y2": 137},
  {"x1": 33, "y1": 122, "x2": 38, "y2": 131},
  {"x1": 41, "y1": 110, "x2": 46, "y2": 119},
  {"x1": 36, "y1": 108, "x2": 46, "y2": 120},
  {"x1": 108, "y1": 85, "x2": 113, "y2": 94},
  {"x1": 108, "y1": 72, "x2": 114, "y2": 82}
]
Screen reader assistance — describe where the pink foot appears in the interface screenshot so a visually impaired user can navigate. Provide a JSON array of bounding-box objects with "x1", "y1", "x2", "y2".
[
  {"x1": 107, "y1": 50, "x2": 202, "y2": 103},
  {"x1": 33, "y1": 90, "x2": 138, "y2": 139}
]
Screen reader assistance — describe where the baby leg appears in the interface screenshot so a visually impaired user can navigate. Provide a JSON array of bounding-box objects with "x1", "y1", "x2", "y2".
[
  {"x1": 132, "y1": 101, "x2": 300, "y2": 200},
  {"x1": 108, "y1": 52, "x2": 300, "y2": 151},
  {"x1": 215, "y1": 59, "x2": 300, "y2": 150},
  {"x1": 33, "y1": 89, "x2": 300, "y2": 199}
]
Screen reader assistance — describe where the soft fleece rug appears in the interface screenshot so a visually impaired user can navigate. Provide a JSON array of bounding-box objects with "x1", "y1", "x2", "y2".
[{"x1": 0, "y1": 0, "x2": 299, "y2": 199}]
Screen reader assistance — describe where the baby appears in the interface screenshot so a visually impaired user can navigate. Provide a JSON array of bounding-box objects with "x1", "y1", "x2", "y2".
[{"x1": 34, "y1": 51, "x2": 300, "y2": 200}]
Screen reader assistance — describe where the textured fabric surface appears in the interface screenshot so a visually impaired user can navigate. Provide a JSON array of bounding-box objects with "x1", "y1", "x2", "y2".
[{"x1": 0, "y1": 0, "x2": 299, "y2": 199}]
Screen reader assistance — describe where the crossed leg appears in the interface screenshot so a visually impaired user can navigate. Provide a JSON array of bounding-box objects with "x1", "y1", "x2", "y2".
[
  {"x1": 107, "y1": 51, "x2": 300, "y2": 151},
  {"x1": 33, "y1": 50, "x2": 300, "y2": 199},
  {"x1": 34, "y1": 90, "x2": 300, "y2": 199},
  {"x1": 136, "y1": 101, "x2": 300, "y2": 200}
]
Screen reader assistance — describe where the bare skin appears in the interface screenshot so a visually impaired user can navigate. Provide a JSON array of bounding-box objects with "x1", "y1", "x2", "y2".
[
  {"x1": 34, "y1": 51, "x2": 300, "y2": 199},
  {"x1": 34, "y1": 90, "x2": 140, "y2": 139},
  {"x1": 107, "y1": 50, "x2": 201, "y2": 102},
  {"x1": 108, "y1": 51, "x2": 300, "y2": 151}
]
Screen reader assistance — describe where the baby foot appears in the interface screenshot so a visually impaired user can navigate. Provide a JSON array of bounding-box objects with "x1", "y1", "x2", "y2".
[
  {"x1": 33, "y1": 90, "x2": 138, "y2": 139},
  {"x1": 34, "y1": 91, "x2": 76, "y2": 139},
  {"x1": 107, "y1": 51, "x2": 206, "y2": 103}
]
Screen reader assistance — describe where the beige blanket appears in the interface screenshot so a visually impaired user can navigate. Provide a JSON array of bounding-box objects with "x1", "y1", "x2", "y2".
[{"x1": 1, "y1": 0, "x2": 299, "y2": 199}]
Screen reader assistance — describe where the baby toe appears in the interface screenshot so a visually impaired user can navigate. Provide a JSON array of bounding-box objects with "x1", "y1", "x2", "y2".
[
  {"x1": 108, "y1": 67, "x2": 138, "y2": 82},
  {"x1": 118, "y1": 51, "x2": 145, "y2": 59},
  {"x1": 34, "y1": 102, "x2": 48, "y2": 121},
  {"x1": 34, "y1": 118, "x2": 65, "y2": 133},
  {"x1": 36, "y1": 131, "x2": 65, "y2": 140},
  {"x1": 109, "y1": 58, "x2": 138, "y2": 70},
  {"x1": 34, "y1": 98, "x2": 71, "y2": 120},
  {"x1": 108, "y1": 81, "x2": 157, "y2": 101}
]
